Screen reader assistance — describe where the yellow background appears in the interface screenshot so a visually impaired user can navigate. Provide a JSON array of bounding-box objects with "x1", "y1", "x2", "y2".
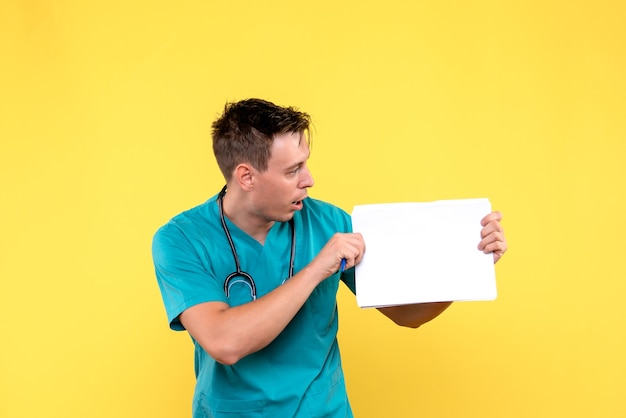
[{"x1": 1, "y1": 1, "x2": 625, "y2": 417}]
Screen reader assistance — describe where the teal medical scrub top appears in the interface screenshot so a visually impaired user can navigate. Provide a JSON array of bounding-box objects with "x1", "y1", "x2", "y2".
[{"x1": 152, "y1": 194, "x2": 356, "y2": 417}]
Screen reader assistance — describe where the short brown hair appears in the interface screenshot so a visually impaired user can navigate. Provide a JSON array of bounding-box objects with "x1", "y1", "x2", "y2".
[{"x1": 211, "y1": 98, "x2": 311, "y2": 181}]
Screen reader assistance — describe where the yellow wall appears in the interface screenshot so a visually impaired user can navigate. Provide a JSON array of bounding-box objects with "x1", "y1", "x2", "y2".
[{"x1": 1, "y1": 1, "x2": 624, "y2": 417}]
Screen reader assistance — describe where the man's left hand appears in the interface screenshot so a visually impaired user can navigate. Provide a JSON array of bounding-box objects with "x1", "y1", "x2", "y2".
[{"x1": 478, "y1": 211, "x2": 507, "y2": 263}]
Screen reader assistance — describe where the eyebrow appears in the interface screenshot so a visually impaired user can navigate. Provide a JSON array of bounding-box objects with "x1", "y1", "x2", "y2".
[
  {"x1": 285, "y1": 149, "x2": 310, "y2": 172},
  {"x1": 284, "y1": 161, "x2": 304, "y2": 172},
  {"x1": 282, "y1": 140, "x2": 310, "y2": 172}
]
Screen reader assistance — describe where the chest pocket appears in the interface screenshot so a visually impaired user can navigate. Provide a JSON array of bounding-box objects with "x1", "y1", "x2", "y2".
[{"x1": 198, "y1": 395, "x2": 266, "y2": 417}]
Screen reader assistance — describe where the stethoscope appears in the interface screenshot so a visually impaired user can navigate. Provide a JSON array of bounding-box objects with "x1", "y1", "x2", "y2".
[{"x1": 218, "y1": 185, "x2": 296, "y2": 301}]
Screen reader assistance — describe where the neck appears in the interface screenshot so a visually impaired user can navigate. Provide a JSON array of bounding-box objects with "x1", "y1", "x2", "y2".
[{"x1": 220, "y1": 186, "x2": 273, "y2": 245}]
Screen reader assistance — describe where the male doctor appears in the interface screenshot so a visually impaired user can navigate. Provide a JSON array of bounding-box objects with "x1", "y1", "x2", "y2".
[{"x1": 152, "y1": 98, "x2": 507, "y2": 417}]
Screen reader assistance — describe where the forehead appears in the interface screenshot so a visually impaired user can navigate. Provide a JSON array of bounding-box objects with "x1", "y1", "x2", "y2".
[{"x1": 268, "y1": 132, "x2": 310, "y2": 166}]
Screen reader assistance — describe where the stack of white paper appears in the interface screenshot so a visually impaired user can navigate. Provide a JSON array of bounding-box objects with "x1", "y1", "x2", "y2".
[{"x1": 351, "y1": 198, "x2": 497, "y2": 308}]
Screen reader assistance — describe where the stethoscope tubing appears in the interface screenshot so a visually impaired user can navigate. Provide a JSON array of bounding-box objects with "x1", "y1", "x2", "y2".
[{"x1": 218, "y1": 186, "x2": 295, "y2": 300}]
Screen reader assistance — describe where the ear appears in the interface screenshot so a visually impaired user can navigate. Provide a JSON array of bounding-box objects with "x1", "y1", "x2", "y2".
[{"x1": 234, "y1": 163, "x2": 255, "y2": 191}]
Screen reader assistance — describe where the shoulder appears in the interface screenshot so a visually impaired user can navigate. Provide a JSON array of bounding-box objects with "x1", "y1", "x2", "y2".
[
  {"x1": 302, "y1": 196, "x2": 350, "y2": 218},
  {"x1": 299, "y1": 197, "x2": 352, "y2": 232},
  {"x1": 153, "y1": 198, "x2": 215, "y2": 250}
]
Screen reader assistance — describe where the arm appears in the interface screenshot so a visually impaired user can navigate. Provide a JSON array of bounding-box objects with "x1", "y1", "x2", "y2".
[
  {"x1": 377, "y1": 302, "x2": 453, "y2": 328},
  {"x1": 378, "y1": 211, "x2": 507, "y2": 328},
  {"x1": 180, "y1": 232, "x2": 365, "y2": 365}
]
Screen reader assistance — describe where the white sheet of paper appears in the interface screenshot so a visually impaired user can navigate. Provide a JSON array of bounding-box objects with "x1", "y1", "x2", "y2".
[{"x1": 352, "y1": 198, "x2": 497, "y2": 308}]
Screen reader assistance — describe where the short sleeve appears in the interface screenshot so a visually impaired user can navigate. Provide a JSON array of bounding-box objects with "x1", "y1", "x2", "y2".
[{"x1": 152, "y1": 223, "x2": 227, "y2": 331}]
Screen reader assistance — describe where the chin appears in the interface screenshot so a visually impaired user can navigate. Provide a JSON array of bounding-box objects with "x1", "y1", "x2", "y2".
[
  {"x1": 274, "y1": 211, "x2": 296, "y2": 223},
  {"x1": 282, "y1": 213, "x2": 296, "y2": 222}
]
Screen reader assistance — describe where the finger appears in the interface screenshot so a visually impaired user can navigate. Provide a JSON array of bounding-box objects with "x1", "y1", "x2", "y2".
[
  {"x1": 478, "y1": 230, "x2": 506, "y2": 251},
  {"x1": 481, "y1": 239, "x2": 507, "y2": 255},
  {"x1": 341, "y1": 233, "x2": 365, "y2": 255},
  {"x1": 342, "y1": 236, "x2": 366, "y2": 269},
  {"x1": 480, "y1": 221, "x2": 504, "y2": 238},
  {"x1": 353, "y1": 245, "x2": 366, "y2": 266},
  {"x1": 344, "y1": 243, "x2": 365, "y2": 268},
  {"x1": 481, "y1": 211, "x2": 503, "y2": 226}
]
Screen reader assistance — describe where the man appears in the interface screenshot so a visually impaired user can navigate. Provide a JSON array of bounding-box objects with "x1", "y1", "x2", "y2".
[{"x1": 152, "y1": 98, "x2": 507, "y2": 417}]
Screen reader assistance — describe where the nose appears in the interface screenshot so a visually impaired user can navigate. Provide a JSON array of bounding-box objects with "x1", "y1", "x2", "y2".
[{"x1": 299, "y1": 164, "x2": 315, "y2": 188}]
